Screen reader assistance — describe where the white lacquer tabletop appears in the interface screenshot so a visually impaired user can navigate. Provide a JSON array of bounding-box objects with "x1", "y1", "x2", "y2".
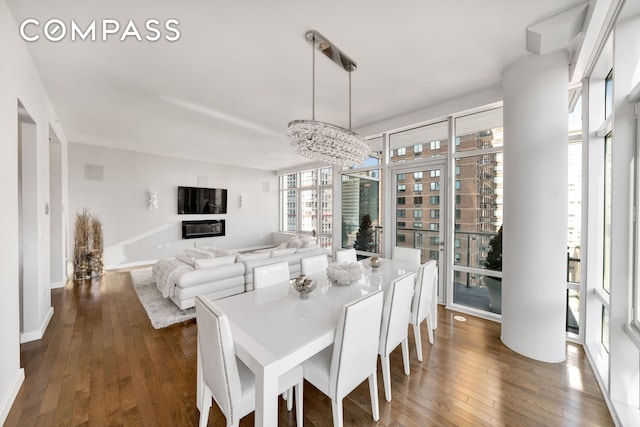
[{"x1": 211, "y1": 258, "x2": 419, "y2": 373}]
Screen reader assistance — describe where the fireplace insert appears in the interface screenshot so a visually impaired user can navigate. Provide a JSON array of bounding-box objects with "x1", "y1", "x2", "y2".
[{"x1": 181, "y1": 219, "x2": 225, "y2": 239}]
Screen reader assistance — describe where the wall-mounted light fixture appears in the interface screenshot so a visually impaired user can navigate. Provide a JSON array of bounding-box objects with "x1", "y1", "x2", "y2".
[{"x1": 147, "y1": 188, "x2": 159, "y2": 210}]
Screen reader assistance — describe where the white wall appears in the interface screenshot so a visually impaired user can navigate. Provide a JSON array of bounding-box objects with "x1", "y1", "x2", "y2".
[
  {"x1": 68, "y1": 142, "x2": 279, "y2": 267},
  {"x1": 0, "y1": 0, "x2": 68, "y2": 422}
]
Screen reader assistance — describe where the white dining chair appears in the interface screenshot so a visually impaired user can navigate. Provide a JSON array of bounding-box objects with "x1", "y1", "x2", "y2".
[
  {"x1": 253, "y1": 261, "x2": 290, "y2": 289},
  {"x1": 195, "y1": 296, "x2": 303, "y2": 427},
  {"x1": 392, "y1": 246, "x2": 421, "y2": 264},
  {"x1": 303, "y1": 291, "x2": 384, "y2": 427},
  {"x1": 378, "y1": 272, "x2": 416, "y2": 402},
  {"x1": 334, "y1": 248, "x2": 357, "y2": 263},
  {"x1": 301, "y1": 254, "x2": 329, "y2": 277},
  {"x1": 410, "y1": 260, "x2": 438, "y2": 361}
]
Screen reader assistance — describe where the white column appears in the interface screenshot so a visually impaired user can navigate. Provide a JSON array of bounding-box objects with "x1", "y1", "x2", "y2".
[{"x1": 501, "y1": 50, "x2": 568, "y2": 362}]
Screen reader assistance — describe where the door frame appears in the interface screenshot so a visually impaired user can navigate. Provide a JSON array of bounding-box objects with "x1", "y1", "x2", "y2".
[{"x1": 388, "y1": 159, "x2": 448, "y2": 305}]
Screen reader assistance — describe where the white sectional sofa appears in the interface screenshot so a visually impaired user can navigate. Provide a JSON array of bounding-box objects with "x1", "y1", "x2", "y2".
[{"x1": 153, "y1": 232, "x2": 328, "y2": 309}]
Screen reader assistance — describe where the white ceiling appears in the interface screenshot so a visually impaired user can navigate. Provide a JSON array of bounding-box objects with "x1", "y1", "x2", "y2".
[{"x1": 7, "y1": 0, "x2": 593, "y2": 171}]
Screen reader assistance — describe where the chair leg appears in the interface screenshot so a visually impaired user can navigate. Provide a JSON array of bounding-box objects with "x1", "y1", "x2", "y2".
[
  {"x1": 413, "y1": 323, "x2": 423, "y2": 362},
  {"x1": 197, "y1": 340, "x2": 203, "y2": 410},
  {"x1": 198, "y1": 388, "x2": 212, "y2": 427},
  {"x1": 331, "y1": 398, "x2": 344, "y2": 427},
  {"x1": 426, "y1": 314, "x2": 434, "y2": 344},
  {"x1": 286, "y1": 387, "x2": 293, "y2": 411},
  {"x1": 401, "y1": 338, "x2": 410, "y2": 375},
  {"x1": 368, "y1": 372, "x2": 380, "y2": 421},
  {"x1": 381, "y1": 354, "x2": 392, "y2": 402},
  {"x1": 295, "y1": 380, "x2": 304, "y2": 427}
]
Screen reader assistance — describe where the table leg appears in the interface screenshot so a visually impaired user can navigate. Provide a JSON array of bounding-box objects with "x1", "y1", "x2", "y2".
[{"x1": 254, "y1": 362, "x2": 279, "y2": 427}]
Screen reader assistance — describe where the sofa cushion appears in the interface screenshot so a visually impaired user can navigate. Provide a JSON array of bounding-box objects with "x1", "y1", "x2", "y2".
[
  {"x1": 296, "y1": 244, "x2": 320, "y2": 253},
  {"x1": 194, "y1": 254, "x2": 237, "y2": 269},
  {"x1": 237, "y1": 251, "x2": 271, "y2": 262},
  {"x1": 177, "y1": 262, "x2": 246, "y2": 288},
  {"x1": 271, "y1": 248, "x2": 297, "y2": 257}
]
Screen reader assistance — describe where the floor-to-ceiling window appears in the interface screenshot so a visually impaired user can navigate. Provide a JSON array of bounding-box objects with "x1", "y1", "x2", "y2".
[
  {"x1": 341, "y1": 137, "x2": 383, "y2": 257},
  {"x1": 279, "y1": 166, "x2": 333, "y2": 249},
  {"x1": 452, "y1": 107, "x2": 503, "y2": 316},
  {"x1": 567, "y1": 87, "x2": 583, "y2": 339}
]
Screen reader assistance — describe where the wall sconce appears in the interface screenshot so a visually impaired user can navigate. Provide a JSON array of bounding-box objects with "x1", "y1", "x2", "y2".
[
  {"x1": 147, "y1": 188, "x2": 159, "y2": 210},
  {"x1": 239, "y1": 194, "x2": 247, "y2": 209}
]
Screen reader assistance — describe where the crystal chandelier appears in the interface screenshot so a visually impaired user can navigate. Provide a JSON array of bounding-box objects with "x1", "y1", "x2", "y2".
[{"x1": 287, "y1": 30, "x2": 369, "y2": 167}]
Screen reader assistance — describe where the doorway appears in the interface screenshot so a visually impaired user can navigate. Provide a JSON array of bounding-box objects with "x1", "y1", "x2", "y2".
[
  {"x1": 49, "y1": 126, "x2": 64, "y2": 287},
  {"x1": 18, "y1": 100, "x2": 38, "y2": 336},
  {"x1": 392, "y1": 162, "x2": 446, "y2": 304}
]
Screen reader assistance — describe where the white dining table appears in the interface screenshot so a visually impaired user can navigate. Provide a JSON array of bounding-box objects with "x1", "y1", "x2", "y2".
[{"x1": 199, "y1": 257, "x2": 419, "y2": 427}]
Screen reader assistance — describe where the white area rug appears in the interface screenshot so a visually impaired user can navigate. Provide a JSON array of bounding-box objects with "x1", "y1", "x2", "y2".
[{"x1": 130, "y1": 268, "x2": 195, "y2": 329}]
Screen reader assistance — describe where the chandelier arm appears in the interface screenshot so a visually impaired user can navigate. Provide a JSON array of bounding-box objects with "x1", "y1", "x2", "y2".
[
  {"x1": 312, "y1": 36, "x2": 315, "y2": 121},
  {"x1": 348, "y1": 71, "x2": 352, "y2": 130}
]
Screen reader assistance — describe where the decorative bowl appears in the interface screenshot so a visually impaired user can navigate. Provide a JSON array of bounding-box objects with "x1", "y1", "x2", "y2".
[
  {"x1": 369, "y1": 256, "x2": 382, "y2": 268},
  {"x1": 327, "y1": 262, "x2": 363, "y2": 286},
  {"x1": 292, "y1": 275, "x2": 316, "y2": 299}
]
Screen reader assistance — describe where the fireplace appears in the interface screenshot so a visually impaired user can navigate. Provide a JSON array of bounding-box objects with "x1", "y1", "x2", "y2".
[{"x1": 181, "y1": 219, "x2": 225, "y2": 239}]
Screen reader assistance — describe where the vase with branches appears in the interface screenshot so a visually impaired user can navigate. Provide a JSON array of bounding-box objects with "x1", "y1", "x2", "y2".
[{"x1": 73, "y1": 208, "x2": 104, "y2": 280}]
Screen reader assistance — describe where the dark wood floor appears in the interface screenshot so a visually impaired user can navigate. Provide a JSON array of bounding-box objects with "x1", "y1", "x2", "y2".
[{"x1": 6, "y1": 268, "x2": 613, "y2": 426}]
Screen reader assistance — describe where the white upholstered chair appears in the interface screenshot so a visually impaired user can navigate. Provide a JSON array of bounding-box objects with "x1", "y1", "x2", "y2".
[
  {"x1": 392, "y1": 246, "x2": 421, "y2": 264},
  {"x1": 253, "y1": 261, "x2": 290, "y2": 289},
  {"x1": 378, "y1": 272, "x2": 416, "y2": 402},
  {"x1": 334, "y1": 248, "x2": 357, "y2": 263},
  {"x1": 301, "y1": 254, "x2": 329, "y2": 277},
  {"x1": 195, "y1": 296, "x2": 303, "y2": 427},
  {"x1": 410, "y1": 260, "x2": 438, "y2": 361},
  {"x1": 303, "y1": 291, "x2": 384, "y2": 427}
]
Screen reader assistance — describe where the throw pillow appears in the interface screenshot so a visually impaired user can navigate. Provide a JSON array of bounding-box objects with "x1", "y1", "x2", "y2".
[
  {"x1": 185, "y1": 248, "x2": 214, "y2": 259},
  {"x1": 175, "y1": 254, "x2": 196, "y2": 267},
  {"x1": 194, "y1": 254, "x2": 237, "y2": 269},
  {"x1": 287, "y1": 237, "x2": 302, "y2": 248}
]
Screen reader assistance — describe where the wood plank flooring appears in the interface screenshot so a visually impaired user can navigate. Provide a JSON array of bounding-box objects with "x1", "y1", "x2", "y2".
[{"x1": 5, "y1": 268, "x2": 613, "y2": 426}]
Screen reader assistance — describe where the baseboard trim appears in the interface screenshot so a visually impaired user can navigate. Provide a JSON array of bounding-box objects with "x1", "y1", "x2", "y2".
[
  {"x1": 0, "y1": 368, "x2": 25, "y2": 425},
  {"x1": 20, "y1": 307, "x2": 54, "y2": 344},
  {"x1": 50, "y1": 281, "x2": 65, "y2": 289}
]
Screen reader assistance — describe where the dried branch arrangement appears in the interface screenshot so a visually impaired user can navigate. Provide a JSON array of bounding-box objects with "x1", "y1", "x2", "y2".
[{"x1": 73, "y1": 208, "x2": 104, "y2": 280}]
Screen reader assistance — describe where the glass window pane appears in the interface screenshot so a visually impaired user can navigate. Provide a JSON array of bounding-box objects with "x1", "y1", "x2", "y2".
[
  {"x1": 603, "y1": 134, "x2": 612, "y2": 293},
  {"x1": 300, "y1": 170, "x2": 317, "y2": 187},
  {"x1": 321, "y1": 188, "x2": 332, "y2": 235},
  {"x1": 605, "y1": 70, "x2": 613, "y2": 119},
  {"x1": 567, "y1": 139, "x2": 582, "y2": 284},
  {"x1": 281, "y1": 173, "x2": 297, "y2": 189},
  {"x1": 602, "y1": 306, "x2": 610, "y2": 353},
  {"x1": 567, "y1": 289, "x2": 580, "y2": 335},
  {"x1": 455, "y1": 107, "x2": 503, "y2": 152},
  {"x1": 320, "y1": 167, "x2": 333, "y2": 185},
  {"x1": 454, "y1": 154, "x2": 503, "y2": 269},
  {"x1": 341, "y1": 172, "x2": 381, "y2": 251},
  {"x1": 300, "y1": 189, "x2": 317, "y2": 232},
  {"x1": 389, "y1": 121, "x2": 448, "y2": 163},
  {"x1": 281, "y1": 190, "x2": 297, "y2": 232}
]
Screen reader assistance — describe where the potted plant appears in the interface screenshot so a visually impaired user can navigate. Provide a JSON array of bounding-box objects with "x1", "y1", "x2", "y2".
[
  {"x1": 483, "y1": 225, "x2": 502, "y2": 314},
  {"x1": 354, "y1": 214, "x2": 375, "y2": 252}
]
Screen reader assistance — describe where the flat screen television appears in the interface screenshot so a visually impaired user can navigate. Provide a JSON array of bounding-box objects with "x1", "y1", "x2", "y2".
[{"x1": 177, "y1": 186, "x2": 227, "y2": 214}]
